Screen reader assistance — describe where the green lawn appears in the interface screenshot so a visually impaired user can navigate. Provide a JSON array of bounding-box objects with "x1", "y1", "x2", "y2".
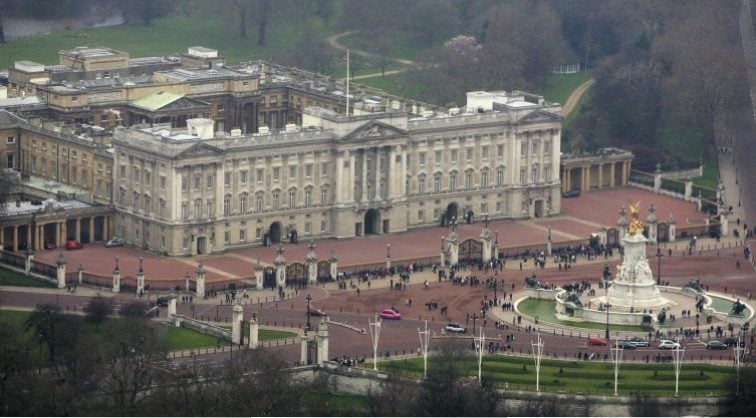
[
  {"x1": 541, "y1": 72, "x2": 593, "y2": 104},
  {"x1": 162, "y1": 325, "x2": 226, "y2": 351},
  {"x1": 336, "y1": 31, "x2": 435, "y2": 61},
  {"x1": 0, "y1": 308, "x2": 33, "y2": 325},
  {"x1": 0, "y1": 266, "x2": 56, "y2": 288},
  {"x1": 219, "y1": 325, "x2": 298, "y2": 342},
  {"x1": 516, "y1": 299, "x2": 653, "y2": 333},
  {"x1": 0, "y1": 3, "x2": 337, "y2": 70},
  {"x1": 382, "y1": 355, "x2": 733, "y2": 396}
]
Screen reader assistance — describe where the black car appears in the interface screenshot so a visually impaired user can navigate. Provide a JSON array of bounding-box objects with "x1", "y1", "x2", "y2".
[
  {"x1": 615, "y1": 341, "x2": 637, "y2": 349},
  {"x1": 156, "y1": 296, "x2": 171, "y2": 307},
  {"x1": 724, "y1": 337, "x2": 745, "y2": 347},
  {"x1": 629, "y1": 337, "x2": 650, "y2": 347},
  {"x1": 562, "y1": 189, "x2": 581, "y2": 198},
  {"x1": 706, "y1": 340, "x2": 728, "y2": 350}
]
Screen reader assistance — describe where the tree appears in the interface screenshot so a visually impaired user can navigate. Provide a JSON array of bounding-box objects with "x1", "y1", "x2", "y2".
[
  {"x1": 119, "y1": 301, "x2": 149, "y2": 318},
  {"x1": 84, "y1": 294, "x2": 113, "y2": 323},
  {"x1": 724, "y1": 362, "x2": 756, "y2": 416},
  {"x1": 25, "y1": 303, "x2": 63, "y2": 362},
  {"x1": 414, "y1": 343, "x2": 501, "y2": 416}
]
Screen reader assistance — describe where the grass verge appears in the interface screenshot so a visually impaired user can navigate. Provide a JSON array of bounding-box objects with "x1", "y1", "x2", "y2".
[
  {"x1": 382, "y1": 355, "x2": 732, "y2": 396},
  {"x1": 0, "y1": 266, "x2": 56, "y2": 287}
]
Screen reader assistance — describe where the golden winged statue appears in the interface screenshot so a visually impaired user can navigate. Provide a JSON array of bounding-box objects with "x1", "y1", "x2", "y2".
[{"x1": 627, "y1": 201, "x2": 644, "y2": 235}]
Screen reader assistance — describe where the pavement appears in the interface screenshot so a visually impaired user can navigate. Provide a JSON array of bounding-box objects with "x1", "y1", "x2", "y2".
[{"x1": 28, "y1": 187, "x2": 705, "y2": 287}]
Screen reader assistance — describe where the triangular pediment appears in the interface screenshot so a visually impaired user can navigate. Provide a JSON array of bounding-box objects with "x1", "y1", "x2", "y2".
[
  {"x1": 518, "y1": 110, "x2": 561, "y2": 123},
  {"x1": 342, "y1": 120, "x2": 407, "y2": 141},
  {"x1": 175, "y1": 141, "x2": 224, "y2": 158}
]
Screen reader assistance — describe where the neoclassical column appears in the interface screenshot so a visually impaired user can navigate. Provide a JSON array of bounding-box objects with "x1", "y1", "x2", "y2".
[
  {"x1": 597, "y1": 163, "x2": 604, "y2": 189},
  {"x1": 335, "y1": 151, "x2": 344, "y2": 204},
  {"x1": 373, "y1": 147, "x2": 380, "y2": 200},
  {"x1": 361, "y1": 149, "x2": 368, "y2": 202},
  {"x1": 13, "y1": 225, "x2": 18, "y2": 251},
  {"x1": 38, "y1": 225, "x2": 45, "y2": 250},
  {"x1": 348, "y1": 151, "x2": 356, "y2": 202},
  {"x1": 609, "y1": 162, "x2": 616, "y2": 188},
  {"x1": 89, "y1": 217, "x2": 95, "y2": 242},
  {"x1": 388, "y1": 146, "x2": 396, "y2": 199},
  {"x1": 75, "y1": 218, "x2": 81, "y2": 242}
]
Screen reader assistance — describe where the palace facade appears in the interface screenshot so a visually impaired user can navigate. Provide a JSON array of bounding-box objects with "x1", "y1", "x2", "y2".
[{"x1": 113, "y1": 90, "x2": 562, "y2": 256}]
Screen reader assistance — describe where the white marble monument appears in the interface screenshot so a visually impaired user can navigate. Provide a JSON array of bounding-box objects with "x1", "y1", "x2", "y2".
[{"x1": 603, "y1": 202, "x2": 671, "y2": 311}]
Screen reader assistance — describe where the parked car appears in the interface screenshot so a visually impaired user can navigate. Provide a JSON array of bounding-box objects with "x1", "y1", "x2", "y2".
[
  {"x1": 706, "y1": 340, "x2": 728, "y2": 350},
  {"x1": 562, "y1": 189, "x2": 581, "y2": 198},
  {"x1": 445, "y1": 323, "x2": 468, "y2": 333},
  {"x1": 65, "y1": 239, "x2": 83, "y2": 250},
  {"x1": 658, "y1": 340, "x2": 681, "y2": 350},
  {"x1": 308, "y1": 307, "x2": 325, "y2": 316},
  {"x1": 629, "y1": 337, "x2": 650, "y2": 347},
  {"x1": 379, "y1": 308, "x2": 401, "y2": 320},
  {"x1": 44, "y1": 241, "x2": 56, "y2": 250},
  {"x1": 615, "y1": 341, "x2": 637, "y2": 349},
  {"x1": 156, "y1": 296, "x2": 171, "y2": 307},
  {"x1": 588, "y1": 337, "x2": 608, "y2": 346},
  {"x1": 724, "y1": 337, "x2": 745, "y2": 347},
  {"x1": 105, "y1": 237, "x2": 124, "y2": 247}
]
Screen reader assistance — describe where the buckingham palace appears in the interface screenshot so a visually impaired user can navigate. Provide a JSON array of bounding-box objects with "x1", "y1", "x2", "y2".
[{"x1": 112, "y1": 89, "x2": 562, "y2": 256}]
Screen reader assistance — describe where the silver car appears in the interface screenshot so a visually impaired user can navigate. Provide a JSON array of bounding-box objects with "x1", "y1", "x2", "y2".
[
  {"x1": 445, "y1": 323, "x2": 468, "y2": 333},
  {"x1": 105, "y1": 237, "x2": 124, "y2": 247}
]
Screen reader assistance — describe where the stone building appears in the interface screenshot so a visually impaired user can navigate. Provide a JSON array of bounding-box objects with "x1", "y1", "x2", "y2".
[
  {"x1": 112, "y1": 90, "x2": 562, "y2": 256},
  {"x1": 560, "y1": 147, "x2": 633, "y2": 193}
]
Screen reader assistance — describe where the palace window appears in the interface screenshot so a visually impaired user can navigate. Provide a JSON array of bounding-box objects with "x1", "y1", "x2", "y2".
[
  {"x1": 304, "y1": 187, "x2": 312, "y2": 208},
  {"x1": 272, "y1": 192, "x2": 280, "y2": 210},
  {"x1": 433, "y1": 174, "x2": 441, "y2": 193},
  {"x1": 481, "y1": 169, "x2": 489, "y2": 188},
  {"x1": 418, "y1": 175, "x2": 426, "y2": 194},
  {"x1": 181, "y1": 202, "x2": 188, "y2": 220},
  {"x1": 320, "y1": 188, "x2": 328, "y2": 205},
  {"x1": 255, "y1": 193, "x2": 264, "y2": 212},
  {"x1": 223, "y1": 195, "x2": 231, "y2": 215},
  {"x1": 288, "y1": 189, "x2": 297, "y2": 208},
  {"x1": 496, "y1": 167, "x2": 505, "y2": 187},
  {"x1": 194, "y1": 199, "x2": 202, "y2": 219},
  {"x1": 240, "y1": 170, "x2": 249, "y2": 184},
  {"x1": 239, "y1": 193, "x2": 248, "y2": 213},
  {"x1": 449, "y1": 172, "x2": 457, "y2": 192},
  {"x1": 465, "y1": 171, "x2": 473, "y2": 190}
]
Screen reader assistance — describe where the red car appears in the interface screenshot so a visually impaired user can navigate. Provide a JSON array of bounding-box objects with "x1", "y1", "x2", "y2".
[
  {"x1": 65, "y1": 239, "x2": 83, "y2": 250},
  {"x1": 379, "y1": 308, "x2": 401, "y2": 320},
  {"x1": 588, "y1": 337, "x2": 608, "y2": 346}
]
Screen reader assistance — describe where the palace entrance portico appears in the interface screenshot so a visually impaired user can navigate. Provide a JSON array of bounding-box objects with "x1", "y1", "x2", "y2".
[
  {"x1": 560, "y1": 148, "x2": 634, "y2": 193},
  {"x1": 0, "y1": 201, "x2": 111, "y2": 252}
]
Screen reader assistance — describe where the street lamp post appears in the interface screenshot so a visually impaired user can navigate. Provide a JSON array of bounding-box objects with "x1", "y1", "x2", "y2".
[
  {"x1": 603, "y1": 263, "x2": 611, "y2": 340},
  {"x1": 472, "y1": 313, "x2": 478, "y2": 336},
  {"x1": 656, "y1": 247, "x2": 663, "y2": 286},
  {"x1": 305, "y1": 293, "x2": 312, "y2": 331},
  {"x1": 493, "y1": 271, "x2": 498, "y2": 306}
]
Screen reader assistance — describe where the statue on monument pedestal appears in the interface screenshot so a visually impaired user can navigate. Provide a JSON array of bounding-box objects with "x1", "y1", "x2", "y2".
[{"x1": 627, "y1": 201, "x2": 644, "y2": 236}]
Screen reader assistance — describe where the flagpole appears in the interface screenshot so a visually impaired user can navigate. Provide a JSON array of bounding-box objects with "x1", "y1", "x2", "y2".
[{"x1": 346, "y1": 49, "x2": 350, "y2": 116}]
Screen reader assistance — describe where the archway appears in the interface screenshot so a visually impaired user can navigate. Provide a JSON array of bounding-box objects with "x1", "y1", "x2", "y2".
[
  {"x1": 364, "y1": 209, "x2": 380, "y2": 235},
  {"x1": 197, "y1": 236, "x2": 207, "y2": 255},
  {"x1": 269, "y1": 222, "x2": 283, "y2": 244},
  {"x1": 446, "y1": 202, "x2": 460, "y2": 224},
  {"x1": 534, "y1": 200, "x2": 544, "y2": 218}
]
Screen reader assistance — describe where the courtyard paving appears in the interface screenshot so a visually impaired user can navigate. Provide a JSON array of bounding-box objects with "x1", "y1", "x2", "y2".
[{"x1": 32, "y1": 187, "x2": 707, "y2": 285}]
